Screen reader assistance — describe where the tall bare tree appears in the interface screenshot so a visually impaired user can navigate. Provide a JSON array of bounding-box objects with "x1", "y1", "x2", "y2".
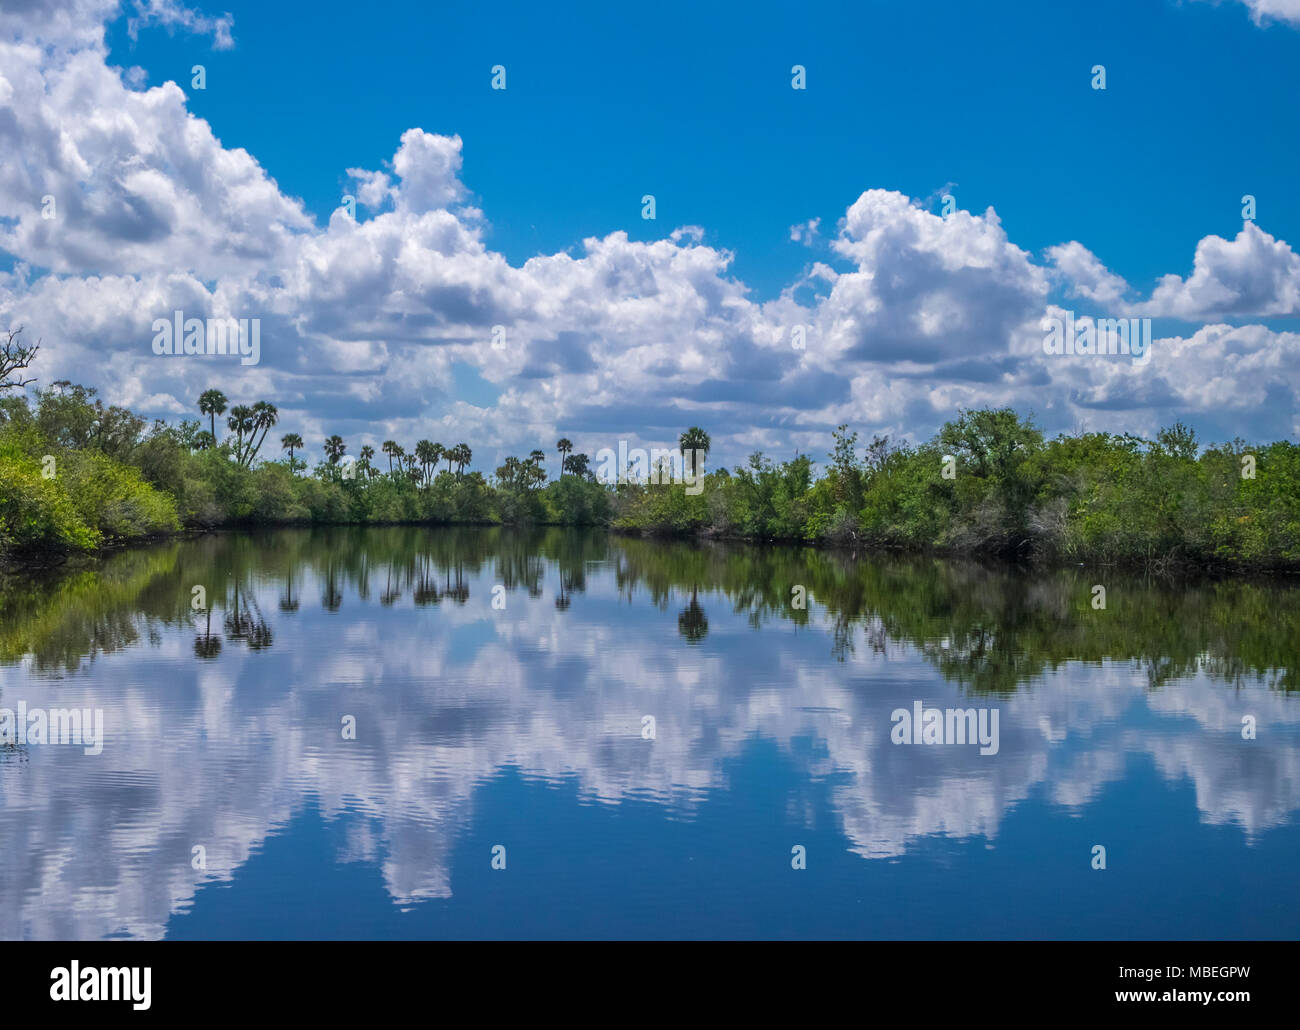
[{"x1": 1, "y1": 327, "x2": 39, "y2": 391}]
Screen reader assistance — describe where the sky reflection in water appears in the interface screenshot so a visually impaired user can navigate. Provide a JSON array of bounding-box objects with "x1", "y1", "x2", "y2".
[{"x1": 2, "y1": 527, "x2": 1299, "y2": 939}]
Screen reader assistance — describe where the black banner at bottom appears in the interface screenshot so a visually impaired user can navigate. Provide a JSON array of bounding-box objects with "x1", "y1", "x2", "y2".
[{"x1": 0, "y1": 940, "x2": 1290, "y2": 1016}]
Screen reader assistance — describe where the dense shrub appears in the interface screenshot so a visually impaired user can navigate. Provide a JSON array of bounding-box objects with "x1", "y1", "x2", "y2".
[
  {"x1": 58, "y1": 450, "x2": 179, "y2": 541},
  {"x1": 0, "y1": 444, "x2": 99, "y2": 555}
]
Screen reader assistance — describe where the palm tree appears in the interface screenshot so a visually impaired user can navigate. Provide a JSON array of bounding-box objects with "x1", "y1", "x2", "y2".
[
  {"x1": 193, "y1": 430, "x2": 215, "y2": 451},
  {"x1": 382, "y1": 439, "x2": 399, "y2": 476},
  {"x1": 227, "y1": 405, "x2": 254, "y2": 462},
  {"x1": 198, "y1": 389, "x2": 227, "y2": 441},
  {"x1": 563, "y1": 452, "x2": 590, "y2": 479},
  {"x1": 415, "y1": 440, "x2": 438, "y2": 483},
  {"x1": 526, "y1": 451, "x2": 547, "y2": 490},
  {"x1": 281, "y1": 432, "x2": 304, "y2": 463},
  {"x1": 244, "y1": 401, "x2": 278, "y2": 466},
  {"x1": 496, "y1": 455, "x2": 522, "y2": 489},
  {"x1": 453, "y1": 443, "x2": 471, "y2": 476},
  {"x1": 556, "y1": 438, "x2": 573, "y2": 477},
  {"x1": 324, "y1": 435, "x2": 346, "y2": 465},
  {"x1": 679, "y1": 426, "x2": 711, "y2": 479}
]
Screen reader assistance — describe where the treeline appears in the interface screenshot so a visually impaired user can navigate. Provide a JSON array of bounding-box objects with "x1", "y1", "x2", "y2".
[
  {"x1": 615, "y1": 410, "x2": 1300, "y2": 570},
  {"x1": 1, "y1": 338, "x2": 1298, "y2": 571},
  {"x1": 0, "y1": 378, "x2": 615, "y2": 561}
]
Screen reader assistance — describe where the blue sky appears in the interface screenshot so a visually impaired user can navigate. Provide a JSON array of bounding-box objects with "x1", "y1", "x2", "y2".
[
  {"x1": 4, "y1": 0, "x2": 1300, "y2": 472},
  {"x1": 100, "y1": 0, "x2": 1300, "y2": 299}
]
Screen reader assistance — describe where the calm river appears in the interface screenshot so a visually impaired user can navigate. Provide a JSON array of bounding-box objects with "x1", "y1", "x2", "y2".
[{"x1": 2, "y1": 527, "x2": 1298, "y2": 939}]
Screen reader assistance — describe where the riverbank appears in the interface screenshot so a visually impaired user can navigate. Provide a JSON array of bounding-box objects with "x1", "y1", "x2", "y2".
[
  {"x1": 4, "y1": 385, "x2": 1299, "y2": 576},
  {"x1": 7, "y1": 513, "x2": 1300, "y2": 583}
]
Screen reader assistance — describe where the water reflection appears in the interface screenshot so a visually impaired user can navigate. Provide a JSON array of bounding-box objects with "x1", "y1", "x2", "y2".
[{"x1": 1, "y1": 527, "x2": 1299, "y2": 939}]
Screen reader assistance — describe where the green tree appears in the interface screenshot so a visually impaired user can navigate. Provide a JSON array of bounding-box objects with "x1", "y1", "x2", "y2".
[
  {"x1": 324, "y1": 435, "x2": 347, "y2": 465},
  {"x1": 281, "y1": 432, "x2": 303, "y2": 463},
  {"x1": 679, "y1": 426, "x2": 711, "y2": 478},
  {"x1": 1156, "y1": 421, "x2": 1199, "y2": 461},
  {"x1": 452, "y1": 443, "x2": 472, "y2": 476},
  {"x1": 414, "y1": 440, "x2": 438, "y2": 483},
  {"x1": 563, "y1": 452, "x2": 591, "y2": 479},
  {"x1": 243, "y1": 401, "x2": 278, "y2": 466},
  {"x1": 198, "y1": 389, "x2": 227, "y2": 442},
  {"x1": 226, "y1": 405, "x2": 255, "y2": 463}
]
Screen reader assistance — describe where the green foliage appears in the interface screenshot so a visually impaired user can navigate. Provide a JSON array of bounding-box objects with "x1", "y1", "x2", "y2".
[
  {"x1": 58, "y1": 450, "x2": 179, "y2": 540},
  {"x1": 4, "y1": 379, "x2": 1300, "y2": 571},
  {"x1": 543, "y1": 475, "x2": 613, "y2": 526},
  {"x1": 0, "y1": 443, "x2": 99, "y2": 556}
]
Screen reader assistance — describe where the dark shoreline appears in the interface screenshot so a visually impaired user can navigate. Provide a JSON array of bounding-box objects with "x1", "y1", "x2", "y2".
[{"x1": 6, "y1": 520, "x2": 1300, "y2": 585}]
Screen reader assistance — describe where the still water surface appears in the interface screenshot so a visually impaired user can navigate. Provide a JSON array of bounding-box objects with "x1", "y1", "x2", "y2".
[{"x1": 2, "y1": 527, "x2": 1299, "y2": 939}]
